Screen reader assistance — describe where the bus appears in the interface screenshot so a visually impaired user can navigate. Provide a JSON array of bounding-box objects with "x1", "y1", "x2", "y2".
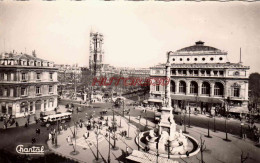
[{"x1": 40, "y1": 112, "x2": 72, "y2": 126}]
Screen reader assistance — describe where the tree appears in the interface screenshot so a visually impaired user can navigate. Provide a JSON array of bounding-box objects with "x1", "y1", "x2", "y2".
[
  {"x1": 249, "y1": 73, "x2": 260, "y2": 113},
  {"x1": 241, "y1": 151, "x2": 249, "y2": 163},
  {"x1": 196, "y1": 136, "x2": 207, "y2": 163}
]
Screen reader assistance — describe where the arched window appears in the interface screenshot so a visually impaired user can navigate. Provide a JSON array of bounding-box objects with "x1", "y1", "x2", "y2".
[
  {"x1": 190, "y1": 81, "x2": 198, "y2": 94},
  {"x1": 214, "y1": 82, "x2": 224, "y2": 96},
  {"x1": 171, "y1": 81, "x2": 175, "y2": 93},
  {"x1": 179, "y1": 81, "x2": 186, "y2": 94},
  {"x1": 202, "y1": 82, "x2": 210, "y2": 95}
]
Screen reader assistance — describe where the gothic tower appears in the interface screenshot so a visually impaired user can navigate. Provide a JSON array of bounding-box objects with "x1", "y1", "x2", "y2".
[{"x1": 89, "y1": 31, "x2": 104, "y2": 76}]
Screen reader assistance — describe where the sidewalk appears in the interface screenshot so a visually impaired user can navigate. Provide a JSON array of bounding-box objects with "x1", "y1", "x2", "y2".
[
  {"x1": 48, "y1": 115, "x2": 139, "y2": 163},
  {"x1": 0, "y1": 105, "x2": 68, "y2": 129},
  {"x1": 128, "y1": 115, "x2": 260, "y2": 163}
]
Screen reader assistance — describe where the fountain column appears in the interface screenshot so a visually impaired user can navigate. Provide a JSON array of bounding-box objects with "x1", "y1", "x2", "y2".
[{"x1": 158, "y1": 52, "x2": 175, "y2": 135}]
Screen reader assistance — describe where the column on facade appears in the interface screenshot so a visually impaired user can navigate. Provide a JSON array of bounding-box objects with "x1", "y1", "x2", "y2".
[
  {"x1": 32, "y1": 101, "x2": 36, "y2": 113},
  {"x1": 175, "y1": 80, "x2": 179, "y2": 94},
  {"x1": 198, "y1": 82, "x2": 202, "y2": 96},
  {"x1": 186, "y1": 81, "x2": 190, "y2": 95},
  {"x1": 210, "y1": 83, "x2": 215, "y2": 97},
  {"x1": 225, "y1": 81, "x2": 229, "y2": 98},
  {"x1": 210, "y1": 70, "x2": 214, "y2": 76},
  {"x1": 16, "y1": 87, "x2": 20, "y2": 97}
]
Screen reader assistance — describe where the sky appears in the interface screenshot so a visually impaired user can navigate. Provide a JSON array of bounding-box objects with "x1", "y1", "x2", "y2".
[{"x1": 0, "y1": 1, "x2": 260, "y2": 73}]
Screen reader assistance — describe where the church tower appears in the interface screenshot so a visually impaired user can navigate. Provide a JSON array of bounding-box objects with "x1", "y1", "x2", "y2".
[{"x1": 89, "y1": 30, "x2": 104, "y2": 76}]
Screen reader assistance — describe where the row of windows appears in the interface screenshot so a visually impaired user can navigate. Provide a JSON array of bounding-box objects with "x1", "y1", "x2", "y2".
[
  {"x1": 156, "y1": 81, "x2": 240, "y2": 97},
  {"x1": 172, "y1": 57, "x2": 223, "y2": 62},
  {"x1": 0, "y1": 59, "x2": 54, "y2": 67},
  {"x1": 0, "y1": 86, "x2": 54, "y2": 97},
  {"x1": 171, "y1": 69, "x2": 224, "y2": 76},
  {"x1": 0, "y1": 72, "x2": 54, "y2": 81}
]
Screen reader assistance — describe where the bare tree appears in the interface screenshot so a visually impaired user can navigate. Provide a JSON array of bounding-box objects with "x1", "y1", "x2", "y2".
[
  {"x1": 196, "y1": 136, "x2": 207, "y2": 163},
  {"x1": 241, "y1": 151, "x2": 249, "y2": 163}
]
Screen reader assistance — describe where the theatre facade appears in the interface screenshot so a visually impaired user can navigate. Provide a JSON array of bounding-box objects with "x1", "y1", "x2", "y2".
[
  {"x1": 0, "y1": 53, "x2": 58, "y2": 118},
  {"x1": 149, "y1": 41, "x2": 250, "y2": 115}
]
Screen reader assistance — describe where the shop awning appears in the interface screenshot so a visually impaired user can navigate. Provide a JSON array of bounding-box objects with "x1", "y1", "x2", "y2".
[
  {"x1": 170, "y1": 94, "x2": 224, "y2": 104},
  {"x1": 148, "y1": 98, "x2": 163, "y2": 103},
  {"x1": 229, "y1": 107, "x2": 249, "y2": 113}
]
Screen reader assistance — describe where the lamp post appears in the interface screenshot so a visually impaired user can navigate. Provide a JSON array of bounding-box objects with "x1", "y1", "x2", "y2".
[
  {"x1": 135, "y1": 129, "x2": 140, "y2": 151},
  {"x1": 108, "y1": 130, "x2": 111, "y2": 163},
  {"x1": 126, "y1": 122, "x2": 132, "y2": 140},
  {"x1": 112, "y1": 129, "x2": 119, "y2": 150},
  {"x1": 205, "y1": 117, "x2": 212, "y2": 138},
  {"x1": 119, "y1": 113, "x2": 122, "y2": 128},
  {"x1": 167, "y1": 139, "x2": 170, "y2": 159},
  {"x1": 240, "y1": 122, "x2": 244, "y2": 139},
  {"x1": 213, "y1": 106, "x2": 216, "y2": 132},
  {"x1": 183, "y1": 106, "x2": 188, "y2": 134},
  {"x1": 188, "y1": 107, "x2": 191, "y2": 128},
  {"x1": 224, "y1": 97, "x2": 231, "y2": 142},
  {"x1": 93, "y1": 127, "x2": 102, "y2": 163},
  {"x1": 128, "y1": 111, "x2": 130, "y2": 123}
]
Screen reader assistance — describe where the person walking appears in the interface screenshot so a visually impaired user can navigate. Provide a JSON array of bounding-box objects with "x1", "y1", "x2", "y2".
[
  {"x1": 49, "y1": 133, "x2": 52, "y2": 140},
  {"x1": 126, "y1": 146, "x2": 129, "y2": 156}
]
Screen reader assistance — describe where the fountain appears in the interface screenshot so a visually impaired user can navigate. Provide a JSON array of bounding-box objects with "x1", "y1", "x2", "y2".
[{"x1": 137, "y1": 52, "x2": 199, "y2": 158}]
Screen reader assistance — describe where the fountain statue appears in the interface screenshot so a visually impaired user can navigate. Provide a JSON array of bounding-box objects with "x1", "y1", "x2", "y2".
[
  {"x1": 137, "y1": 52, "x2": 200, "y2": 158},
  {"x1": 146, "y1": 51, "x2": 190, "y2": 155}
]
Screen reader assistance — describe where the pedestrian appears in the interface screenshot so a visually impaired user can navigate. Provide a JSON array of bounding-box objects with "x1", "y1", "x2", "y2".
[
  {"x1": 243, "y1": 132, "x2": 247, "y2": 140},
  {"x1": 32, "y1": 137, "x2": 36, "y2": 144},
  {"x1": 51, "y1": 133, "x2": 55, "y2": 144},
  {"x1": 126, "y1": 146, "x2": 129, "y2": 156},
  {"x1": 60, "y1": 125, "x2": 63, "y2": 131},
  {"x1": 15, "y1": 121, "x2": 19, "y2": 127},
  {"x1": 49, "y1": 133, "x2": 52, "y2": 140},
  {"x1": 64, "y1": 124, "x2": 67, "y2": 130}
]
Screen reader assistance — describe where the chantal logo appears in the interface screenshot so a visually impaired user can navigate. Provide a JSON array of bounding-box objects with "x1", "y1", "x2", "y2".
[{"x1": 16, "y1": 144, "x2": 45, "y2": 155}]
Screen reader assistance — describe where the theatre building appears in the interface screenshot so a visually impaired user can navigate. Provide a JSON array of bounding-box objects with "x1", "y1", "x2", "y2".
[
  {"x1": 0, "y1": 52, "x2": 58, "y2": 118},
  {"x1": 149, "y1": 41, "x2": 250, "y2": 115}
]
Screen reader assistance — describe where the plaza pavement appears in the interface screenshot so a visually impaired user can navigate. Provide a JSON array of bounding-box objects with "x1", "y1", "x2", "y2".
[
  {"x1": 48, "y1": 115, "x2": 140, "y2": 163},
  {"x1": 48, "y1": 113, "x2": 260, "y2": 163}
]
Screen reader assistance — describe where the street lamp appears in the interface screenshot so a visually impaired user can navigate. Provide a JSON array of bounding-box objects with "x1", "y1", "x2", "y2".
[
  {"x1": 183, "y1": 106, "x2": 188, "y2": 134},
  {"x1": 112, "y1": 129, "x2": 119, "y2": 151},
  {"x1": 119, "y1": 113, "x2": 122, "y2": 128},
  {"x1": 240, "y1": 122, "x2": 244, "y2": 139},
  {"x1": 188, "y1": 107, "x2": 191, "y2": 128},
  {"x1": 107, "y1": 129, "x2": 111, "y2": 163},
  {"x1": 224, "y1": 97, "x2": 231, "y2": 142},
  {"x1": 205, "y1": 116, "x2": 212, "y2": 138},
  {"x1": 93, "y1": 127, "x2": 102, "y2": 163},
  {"x1": 126, "y1": 122, "x2": 132, "y2": 140},
  {"x1": 213, "y1": 106, "x2": 216, "y2": 132},
  {"x1": 135, "y1": 129, "x2": 140, "y2": 151}
]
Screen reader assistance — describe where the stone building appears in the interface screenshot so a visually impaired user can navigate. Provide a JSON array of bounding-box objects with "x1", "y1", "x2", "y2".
[
  {"x1": 149, "y1": 41, "x2": 250, "y2": 114},
  {"x1": 0, "y1": 52, "x2": 58, "y2": 118}
]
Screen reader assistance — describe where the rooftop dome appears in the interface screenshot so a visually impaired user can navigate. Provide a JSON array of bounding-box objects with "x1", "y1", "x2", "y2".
[{"x1": 177, "y1": 41, "x2": 221, "y2": 52}]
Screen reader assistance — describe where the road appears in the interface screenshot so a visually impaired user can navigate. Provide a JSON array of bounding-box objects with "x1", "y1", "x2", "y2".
[{"x1": 0, "y1": 100, "x2": 258, "y2": 162}]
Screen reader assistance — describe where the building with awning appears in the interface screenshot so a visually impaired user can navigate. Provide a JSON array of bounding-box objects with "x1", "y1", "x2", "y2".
[{"x1": 149, "y1": 41, "x2": 250, "y2": 114}]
